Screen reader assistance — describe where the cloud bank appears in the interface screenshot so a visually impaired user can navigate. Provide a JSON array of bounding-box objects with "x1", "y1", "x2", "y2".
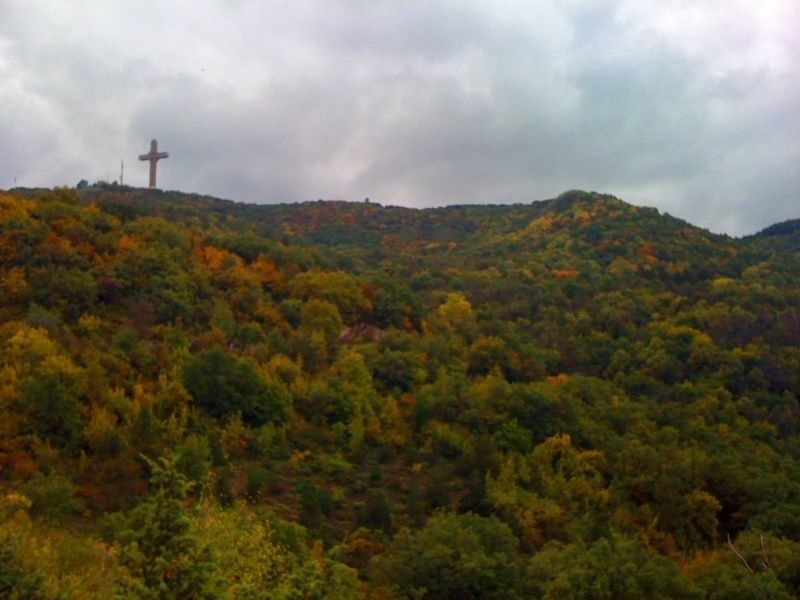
[{"x1": 1, "y1": 0, "x2": 798, "y2": 235}]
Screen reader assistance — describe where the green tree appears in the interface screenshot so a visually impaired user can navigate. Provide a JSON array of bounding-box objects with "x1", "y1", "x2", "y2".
[
  {"x1": 290, "y1": 270, "x2": 368, "y2": 323},
  {"x1": 19, "y1": 365, "x2": 84, "y2": 447},
  {"x1": 183, "y1": 348, "x2": 290, "y2": 426},
  {"x1": 370, "y1": 511, "x2": 523, "y2": 599},
  {"x1": 174, "y1": 435, "x2": 213, "y2": 493},
  {"x1": 486, "y1": 433, "x2": 608, "y2": 549},
  {"x1": 116, "y1": 455, "x2": 217, "y2": 599},
  {"x1": 433, "y1": 292, "x2": 478, "y2": 340},
  {"x1": 0, "y1": 532, "x2": 46, "y2": 599},
  {"x1": 526, "y1": 536, "x2": 700, "y2": 599},
  {"x1": 192, "y1": 501, "x2": 362, "y2": 599},
  {"x1": 370, "y1": 277, "x2": 423, "y2": 329},
  {"x1": 22, "y1": 472, "x2": 83, "y2": 521},
  {"x1": 690, "y1": 531, "x2": 800, "y2": 599}
]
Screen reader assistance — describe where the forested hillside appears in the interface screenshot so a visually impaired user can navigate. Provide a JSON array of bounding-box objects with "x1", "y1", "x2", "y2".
[{"x1": 1, "y1": 187, "x2": 799, "y2": 598}]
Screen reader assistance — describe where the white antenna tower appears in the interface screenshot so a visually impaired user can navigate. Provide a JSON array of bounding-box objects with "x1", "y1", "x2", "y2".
[{"x1": 120, "y1": 160, "x2": 124, "y2": 186}]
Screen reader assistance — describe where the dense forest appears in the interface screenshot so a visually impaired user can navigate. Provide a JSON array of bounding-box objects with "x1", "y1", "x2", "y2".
[{"x1": 1, "y1": 186, "x2": 799, "y2": 598}]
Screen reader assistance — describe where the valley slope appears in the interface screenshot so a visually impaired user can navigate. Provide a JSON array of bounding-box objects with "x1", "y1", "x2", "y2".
[{"x1": 1, "y1": 187, "x2": 798, "y2": 598}]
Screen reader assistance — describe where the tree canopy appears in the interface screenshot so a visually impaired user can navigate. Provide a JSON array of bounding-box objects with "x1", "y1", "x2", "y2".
[{"x1": 0, "y1": 186, "x2": 798, "y2": 598}]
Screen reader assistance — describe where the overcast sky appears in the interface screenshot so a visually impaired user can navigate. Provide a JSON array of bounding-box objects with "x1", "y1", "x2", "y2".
[{"x1": 1, "y1": 1, "x2": 798, "y2": 235}]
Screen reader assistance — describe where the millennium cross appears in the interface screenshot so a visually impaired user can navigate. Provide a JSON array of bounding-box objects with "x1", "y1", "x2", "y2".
[{"x1": 138, "y1": 139, "x2": 169, "y2": 189}]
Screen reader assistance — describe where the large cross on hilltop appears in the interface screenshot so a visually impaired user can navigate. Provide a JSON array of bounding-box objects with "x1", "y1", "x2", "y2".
[{"x1": 138, "y1": 139, "x2": 169, "y2": 189}]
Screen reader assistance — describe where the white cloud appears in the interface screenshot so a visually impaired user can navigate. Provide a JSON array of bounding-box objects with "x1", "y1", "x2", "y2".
[{"x1": 1, "y1": 0, "x2": 797, "y2": 234}]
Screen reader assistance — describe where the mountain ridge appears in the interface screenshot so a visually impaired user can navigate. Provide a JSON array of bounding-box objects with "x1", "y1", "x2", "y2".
[{"x1": 9, "y1": 185, "x2": 793, "y2": 242}]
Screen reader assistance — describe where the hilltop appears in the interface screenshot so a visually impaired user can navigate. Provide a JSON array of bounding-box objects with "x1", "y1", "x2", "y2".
[{"x1": 0, "y1": 186, "x2": 799, "y2": 598}]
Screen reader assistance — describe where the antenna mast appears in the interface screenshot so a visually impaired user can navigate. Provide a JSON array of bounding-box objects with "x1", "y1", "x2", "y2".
[{"x1": 120, "y1": 160, "x2": 124, "y2": 186}]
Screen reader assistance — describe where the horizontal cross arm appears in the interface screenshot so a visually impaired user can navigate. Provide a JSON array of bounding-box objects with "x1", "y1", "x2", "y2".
[{"x1": 138, "y1": 152, "x2": 169, "y2": 161}]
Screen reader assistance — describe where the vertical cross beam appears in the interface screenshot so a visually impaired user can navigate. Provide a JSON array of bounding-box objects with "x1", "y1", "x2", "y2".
[{"x1": 138, "y1": 139, "x2": 169, "y2": 189}]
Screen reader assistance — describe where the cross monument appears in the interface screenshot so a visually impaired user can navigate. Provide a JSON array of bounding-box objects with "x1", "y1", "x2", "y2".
[{"x1": 138, "y1": 139, "x2": 169, "y2": 189}]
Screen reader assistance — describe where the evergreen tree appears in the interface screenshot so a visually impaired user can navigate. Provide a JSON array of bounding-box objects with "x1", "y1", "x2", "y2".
[{"x1": 117, "y1": 455, "x2": 217, "y2": 599}]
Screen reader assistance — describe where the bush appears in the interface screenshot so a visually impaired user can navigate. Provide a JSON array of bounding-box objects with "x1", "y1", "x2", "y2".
[
  {"x1": 244, "y1": 466, "x2": 273, "y2": 503},
  {"x1": 297, "y1": 480, "x2": 333, "y2": 530},
  {"x1": 23, "y1": 472, "x2": 84, "y2": 521},
  {"x1": 357, "y1": 490, "x2": 392, "y2": 531}
]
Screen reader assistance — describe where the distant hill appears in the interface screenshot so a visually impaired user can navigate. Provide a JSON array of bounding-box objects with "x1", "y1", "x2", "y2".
[
  {"x1": 79, "y1": 186, "x2": 790, "y2": 280},
  {"x1": 753, "y1": 218, "x2": 800, "y2": 238},
  {"x1": 746, "y1": 217, "x2": 800, "y2": 252}
]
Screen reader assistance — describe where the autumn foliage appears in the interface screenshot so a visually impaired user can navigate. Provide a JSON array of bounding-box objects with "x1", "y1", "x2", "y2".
[{"x1": 0, "y1": 187, "x2": 799, "y2": 597}]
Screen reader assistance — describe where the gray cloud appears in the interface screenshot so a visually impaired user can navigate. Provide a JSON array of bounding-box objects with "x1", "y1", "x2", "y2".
[{"x1": 1, "y1": 0, "x2": 798, "y2": 235}]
